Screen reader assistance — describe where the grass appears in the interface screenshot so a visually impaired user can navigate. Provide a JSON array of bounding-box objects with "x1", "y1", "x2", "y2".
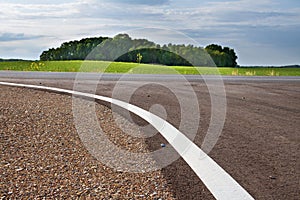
[{"x1": 0, "y1": 60, "x2": 299, "y2": 76}]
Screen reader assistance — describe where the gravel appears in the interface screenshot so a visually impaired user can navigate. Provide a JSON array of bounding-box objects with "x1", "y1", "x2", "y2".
[{"x1": 0, "y1": 86, "x2": 176, "y2": 199}]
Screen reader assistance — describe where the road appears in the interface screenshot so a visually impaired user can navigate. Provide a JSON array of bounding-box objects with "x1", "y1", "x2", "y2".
[
  {"x1": 0, "y1": 70, "x2": 299, "y2": 82},
  {"x1": 0, "y1": 71, "x2": 299, "y2": 199}
]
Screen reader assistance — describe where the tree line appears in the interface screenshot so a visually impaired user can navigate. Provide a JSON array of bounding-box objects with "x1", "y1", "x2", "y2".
[{"x1": 40, "y1": 34, "x2": 238, "y2": 67}]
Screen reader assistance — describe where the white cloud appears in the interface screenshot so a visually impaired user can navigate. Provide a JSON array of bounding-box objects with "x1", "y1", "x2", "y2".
[{"x1": 0, "y1": 0, "x2": 299, "y2": 65}]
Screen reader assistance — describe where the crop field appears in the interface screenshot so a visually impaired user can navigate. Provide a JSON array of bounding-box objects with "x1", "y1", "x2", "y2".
[{"x1": 0, "y1": 60, "x2": 299, "y2": 76}]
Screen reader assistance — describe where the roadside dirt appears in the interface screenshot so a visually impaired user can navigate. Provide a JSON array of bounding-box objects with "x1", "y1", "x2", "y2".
[{"x1": 0, "y1": 86, "x2": 176, "y2": 199}]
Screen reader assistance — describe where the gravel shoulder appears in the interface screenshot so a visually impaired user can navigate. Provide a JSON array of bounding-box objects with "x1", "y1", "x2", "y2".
[{"x1": 0, "y1": 86, "x2": 177, "y2": 199}]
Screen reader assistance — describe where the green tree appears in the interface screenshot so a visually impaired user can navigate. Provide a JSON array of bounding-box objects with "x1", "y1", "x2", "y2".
[
  {"x1": 136, "y1": 53, "x2": 142, "y2": 63},
  {"x1": 40, "y1": 34, "x2": 238, "y2": 67}
]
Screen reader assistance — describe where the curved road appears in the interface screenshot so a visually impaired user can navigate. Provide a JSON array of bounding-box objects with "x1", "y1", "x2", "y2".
[{"x1": 1, "y1": 71, "x2": 299, "y2": 199}]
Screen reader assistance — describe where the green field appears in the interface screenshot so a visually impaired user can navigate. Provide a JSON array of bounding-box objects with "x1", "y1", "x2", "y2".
[{"x1": 0, "y1": 60, "x2": 299, "y2": 76}]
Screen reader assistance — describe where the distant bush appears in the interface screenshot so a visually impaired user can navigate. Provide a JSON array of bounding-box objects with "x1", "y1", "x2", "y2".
[{"x1": 40, "y1": 34, "x2": 238, "y2": 67}]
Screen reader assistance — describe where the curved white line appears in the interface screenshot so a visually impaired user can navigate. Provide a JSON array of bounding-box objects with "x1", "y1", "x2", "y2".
[{"x1": 0, "y1": 81, "x2": 254, "y2": 200}]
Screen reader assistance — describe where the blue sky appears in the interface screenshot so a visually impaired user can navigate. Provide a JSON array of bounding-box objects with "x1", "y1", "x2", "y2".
[{"x1": 0, "y1": 0, "x2": 299, "y2": 65}]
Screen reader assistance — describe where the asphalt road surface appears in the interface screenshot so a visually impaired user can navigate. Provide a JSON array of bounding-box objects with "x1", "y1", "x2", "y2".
[
  {"x1": 0, "y1": 70, "x2": 299, "y2": 82},
  {"x1": 1, "y1": 71, "x2": 299, "y2": 199}
]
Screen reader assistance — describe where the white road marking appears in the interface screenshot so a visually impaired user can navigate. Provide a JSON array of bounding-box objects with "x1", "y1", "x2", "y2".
[{"x1": 0, "y1": 81, "x2": 255, "y2": 200}]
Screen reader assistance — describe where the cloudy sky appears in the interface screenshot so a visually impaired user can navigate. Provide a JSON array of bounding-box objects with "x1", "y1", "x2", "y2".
[{"x1": 0, "y1": 0, "x2": 299, "y2": 65}]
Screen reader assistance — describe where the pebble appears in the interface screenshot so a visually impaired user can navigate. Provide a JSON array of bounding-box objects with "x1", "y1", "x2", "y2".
[
  {"x1": 15, "y1": 168, "x2": 24, "y2": 172},
  {"x1": 151, "y1": 191, "x2": 158, "y2": 196}
]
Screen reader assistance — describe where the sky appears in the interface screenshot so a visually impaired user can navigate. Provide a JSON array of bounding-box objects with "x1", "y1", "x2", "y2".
[{"x1": 0, "y1": 0, "x2": 299, "y2": 66}]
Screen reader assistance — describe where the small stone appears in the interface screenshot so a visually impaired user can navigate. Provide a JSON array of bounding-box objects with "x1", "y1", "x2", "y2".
[
  {"x1": 151, "y1": 191, "x2": 158, "y2": 196},
  {"x1": 16, "y1": 168, "x2": 23, "y2": 172}
]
